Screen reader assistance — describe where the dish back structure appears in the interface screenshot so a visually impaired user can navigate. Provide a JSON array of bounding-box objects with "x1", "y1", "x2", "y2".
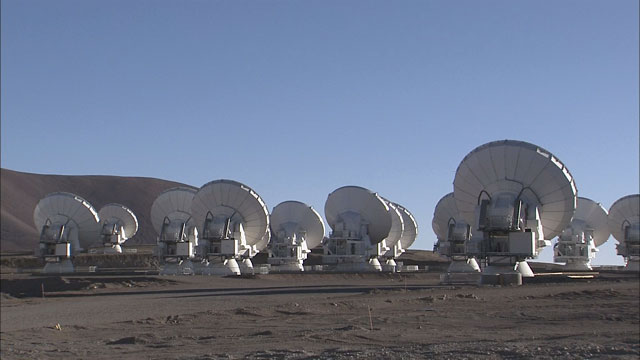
[
  {"x1": 553, "y1": 197, "x2": 609, "y2": 270},
  {"x1": 432, "y1": 192, "x2": 480, "y2": 274},
  {"x1": 268, "y1": 200, "x2": 325, "y2": 271},
  {"x1": 608, "y1": 194, "x2": 640, "y2": 271},
  {"x1": 396, "y1": 203, "x2": 418, "y2": 251},
  {"x1": 98, "y1": 203, "x2": 138, "y2": 253},
  {"x1": 452, "y1": 140, "x2": 577, "y2": 277},
  {"x1": 33, "y1": 192, "x2": 100, "y2": 273},
  {"x1": 191, "y1": 179, "x2": 269, "y2": 275},
  {"x1": 151, "y1": 187, "x2": 199, "y2": 274},
  {"x1": 323, "y1": 186, "x2": 391, "y2": 271}
]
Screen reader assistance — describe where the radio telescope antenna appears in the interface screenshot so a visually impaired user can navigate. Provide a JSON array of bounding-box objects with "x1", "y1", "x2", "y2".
[
  {"x1": 268, "y1": 201, "x2": 325, "y2": 272},
  {"x1": 381, "y1": 199, "x2": 404, "y2": 248},
  {"x1": 151, "y1": 187, "x2": 199, "y2": 275},
  {"x1": 395, "y1": 203, "x2": 418, "y2": 251},
  {"x1": 33, "y1": 192, "x2": 100, "y2": 273},
  {"x1": 191, "y1": 179, "x2": 269, "y2": 275},
  {"x1": 432, "y1": 193, "x2": 480, "y2": 275},
  {"x1": 97, "y1": 204, "x2": 138, "y2": 254},
  {"x1": 378, "y1": 198, "x2": 404, "y2": 272},
  {"x1": 323, "y1": 185, "x2": 391, "y2": 272},
  {"x1": 553, "y1": 197, "x2": 609, "y2": 270},
  {"x1": 255, "y1": 228, "x2": 271, "y2": 255},
  {"x1": 608, "y1": 194, "x2": 640, "y2": 272},
  {"x1": 453, "y1": 140, "x2": 577, "y2": 281}
]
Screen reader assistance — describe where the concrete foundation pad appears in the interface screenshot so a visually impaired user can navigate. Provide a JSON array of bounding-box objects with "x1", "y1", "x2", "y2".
[
  {"x1": 440, "y1": 272, "x2": 482, "y2": 285},
  {"x1": 43, "y1": 259, "x2": 74, "y2": 274}
]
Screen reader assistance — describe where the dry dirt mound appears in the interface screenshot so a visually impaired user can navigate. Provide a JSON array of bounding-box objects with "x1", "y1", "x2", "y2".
[
  {"x1": 1, "y1": 273, "x2": 638, "y2": 359},
  {"x1": 1, "y1": 168, "x2": 192, "y2": 252}
]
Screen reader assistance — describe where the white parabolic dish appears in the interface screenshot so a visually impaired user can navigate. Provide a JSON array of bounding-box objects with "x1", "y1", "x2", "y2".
[
  {"x1": 572, "y1": 197, "x2": 610, "y2": 247},
  {"x1": 395, "y1": 204, "x2": 418, "y2": 249},
  {"x1": 608, "y1": 194, "x2": 640, "y2": 243},
  {"x1": 324, "y1": 186, "x2": 391, "y2": 244},
  {"x1": 255, "y1": 228, "x2": 271, "y2": 252},
  {"x1": 453, "y1": 140, "x2": 577, "y2": 240},
  {"x1": 271, "y1": 201, "x2": 326, "y2": 249},
  {"x1": 381, "y1": 198, "x2": 404, "y2": 248},
  {"x1": 99, "y1": 203, "x2": 139, "y2": 239},
  {"x1": 432, "y1": 193, "x2": 462, "y2": 241},
  {"x1": 191, "y1": 179, "x2": 269, "y2": 247},
  {"x1": 33, "y1": 192, "x2": 101, "y2": 249},
  {"x1": 150, "y1": 187, "x2": 198, "y2": 234}
]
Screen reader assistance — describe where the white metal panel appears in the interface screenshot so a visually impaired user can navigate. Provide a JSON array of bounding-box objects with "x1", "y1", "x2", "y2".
[
  {"x1": 255, "y1": 228, "x2": 271, "y2": 252},
  {"x1": 453, "y1": 163, "x2": 484, "y2": 198},
  {"x1": 191, "y1": 179, "x2": 269, "y2": 246},
  {"x1": 432, "y1": 193, "x2": 464, "y2": 241},
  {"x1": 608, "y1": 194, "x2": 640, "y2": 243},
  {"x1": 475, "y1": 145, "x2": 498, "y2": 187},
  {"x1": 33, "y1": 192, "x2": 101, "y2": 249},
  {"x1": 488, "y1": 144, "x2": 507, "y2": 182},
  {"x1": 465, "y1": 150, "x2": 492, "y2": 187},
  {"x1": 452, "y1": 162, "x2": 483, "y2": 225},
  {"x1": 99, "y1": 204, "x2": 139, "y2": 239},
  {"x1": 570, "y1": 197, "x2": 610, "y2": 247},
  {"x1": 538, "y1": 187, "x2": 571, "y2": 204},
  {"x1": 452, "y1": 192, "x2": 476, "y2": 227},
  {"x1": 539, "y1": 216, "x2": 563, "y2": 235},
  {"x1": 453, "y1": 140, "x2": 577, "y2": 239},
  {"x1": 395, "y1": 203, "x2": 418, "y2": 249},
  {"x1": 502, "y1": 143, "x2": 519, "y2": 180},
  {"x1": 511, "y1": 143, "x2": 534, "y2": 184},
  {"x1": 484, "y1": 180, "x2": 522, "y2": 198},
  {"x1": 150, "y1": 187, "x2": 197, "y2": 233},
  {"x1": 529, "y1": 164, "x2": 563, "y2": 194},
  {"x1": 380, "y1": 198, "x2": 404, "y2": 248},
  {"x1": 520, "y1": 153, "x2": 549, "y2": 187},
  {"x1": 324, "y1": 186, "x2": 391, "y2": 244},
  {"x1": 270, "y1": 201, "x2": 325, "y2": 249},
  {"x1": 540, "y1": 199, "x2": 573, "y2": 213}
]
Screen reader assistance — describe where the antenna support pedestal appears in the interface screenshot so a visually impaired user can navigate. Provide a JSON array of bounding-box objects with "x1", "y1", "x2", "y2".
[{"x1": 202, "y1": 258, "x2": 241, "y2": 275}]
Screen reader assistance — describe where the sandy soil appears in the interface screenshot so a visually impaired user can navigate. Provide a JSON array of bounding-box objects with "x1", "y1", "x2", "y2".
[{"x1": 1, "y1": 271, "x2": 638, "y2": 359}]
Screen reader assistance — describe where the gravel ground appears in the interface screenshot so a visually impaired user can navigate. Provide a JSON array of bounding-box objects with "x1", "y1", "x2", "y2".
[{"x1": 1, "y1": 271, "x2": 638, "y2": 359}]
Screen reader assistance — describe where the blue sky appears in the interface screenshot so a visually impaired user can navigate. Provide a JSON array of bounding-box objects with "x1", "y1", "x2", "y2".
[{"x1": 2, "y1": 0, "x2": 638, "y2": 265}]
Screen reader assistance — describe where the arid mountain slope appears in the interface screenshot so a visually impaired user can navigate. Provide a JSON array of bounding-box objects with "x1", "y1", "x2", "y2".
[{"x1": 1, "y1": 168, "x2": 193, "y2": 253}]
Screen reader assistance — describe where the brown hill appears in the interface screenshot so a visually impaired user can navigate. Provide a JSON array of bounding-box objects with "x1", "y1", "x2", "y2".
[{"x1": 0, "y1": 168, "x2": 193, "y2": 253}]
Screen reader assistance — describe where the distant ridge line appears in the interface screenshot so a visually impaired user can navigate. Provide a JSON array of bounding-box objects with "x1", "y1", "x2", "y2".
[{"x1": 1, "y1": 168, "x2": 193, "y2": 252}]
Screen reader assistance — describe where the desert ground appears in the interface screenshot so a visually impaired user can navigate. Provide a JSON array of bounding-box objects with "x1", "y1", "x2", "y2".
[{"x1": 1, "y1": 260, "x2": 638, "y2": 360}]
